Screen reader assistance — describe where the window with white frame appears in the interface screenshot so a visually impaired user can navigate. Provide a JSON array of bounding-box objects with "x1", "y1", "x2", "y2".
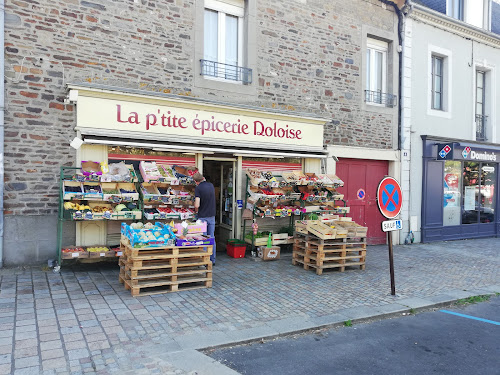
[
  {"x1": 475, "y1": 70, "x2": 487, "y2": 141},
  {"x1": 447, "y1": 0, "x2": 464, "y2": 21},
  {"x1": 365, "y1": 38, "x2": 394, "y2": 107},
  {"x1": 431, "y1": 55, "x2": 444, "y2": 110},
  {"x1": 202, "y1": 0, "x2": 250, "y2": 83}
]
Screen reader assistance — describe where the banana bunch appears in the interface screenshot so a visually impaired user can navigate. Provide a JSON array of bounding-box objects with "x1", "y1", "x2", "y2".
[
  {"x1": 92, "y1": 206, "x2": 113, "y2": 213},
  {"x1": 64, "y1": 202, "x2": 91, "y2": 210}
]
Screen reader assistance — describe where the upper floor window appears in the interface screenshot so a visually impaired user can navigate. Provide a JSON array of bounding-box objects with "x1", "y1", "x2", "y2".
[
  {"x1": 447, "y1": 0, "x2": 492, "y2": 30},
  {"x1": 431, "y1": 55, "x2": 444, "y2": 110},
  {"x1": 365, "y1": 38, "x2": 396, "y2": 107},
  {"x1": 202, "y1": 0, "x2": 251, "y2": 84},
  {"x1": 476, "y1": 70, "x2": 487, "y2": 141},
  {"x1": 448, "y1": 0, "x2": 464, "y2": 20}
]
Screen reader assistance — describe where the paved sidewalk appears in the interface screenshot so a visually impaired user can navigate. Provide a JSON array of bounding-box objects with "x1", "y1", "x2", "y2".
[{"x1": 0, "y1": 238, "x2": 499, "y2": 375}]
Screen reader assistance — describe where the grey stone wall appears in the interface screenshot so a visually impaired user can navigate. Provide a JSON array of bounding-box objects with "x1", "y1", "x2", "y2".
[{"x1": 3, "y1": 0, "x2": 398, "y2": 264}]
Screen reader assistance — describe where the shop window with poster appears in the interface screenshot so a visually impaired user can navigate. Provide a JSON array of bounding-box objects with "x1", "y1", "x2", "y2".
[
  {"x1": 443, "y1": 161, "x2": 462, "y2": 226},
  {"x1": 462, "y1": 162, "x2": 496, "y2": 224}
]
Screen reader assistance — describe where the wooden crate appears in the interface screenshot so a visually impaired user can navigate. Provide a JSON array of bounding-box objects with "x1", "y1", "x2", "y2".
[
  {"x1": 245, "y1": 237, "x2": 268, "y2": 246},
  {"x1": 334, "y1": 221, "x2": 368, "y2": 237},
  {"x1": 272, "y1": 233, "x2": 291, "y2": 245},
  {"x1": 307, "y1": 222, "x2": 337, "y2": 240}
]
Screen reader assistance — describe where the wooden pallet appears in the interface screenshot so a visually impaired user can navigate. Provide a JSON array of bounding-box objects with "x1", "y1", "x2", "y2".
[
  {"x1": 123, "y1": 275, "x2": 212, "y2": 297},
  {"x1": 119, "y1": 238, "x2": 213, "y2": 296},
  {"x1": 122, "y1": 245, "x2": 212, "y2": 260},
  {"x1": 292, "y1": 256, "x2": 365, "y2": 274},
  {"x1": 120, "y1": 266, "x2": 212, "y2": 286},
  {"x1": 120, "y1": 255, "x2": 211, "y2": 270},
  {"x1": 291, "y1": 236, "x2": 366, "y2": 275}
]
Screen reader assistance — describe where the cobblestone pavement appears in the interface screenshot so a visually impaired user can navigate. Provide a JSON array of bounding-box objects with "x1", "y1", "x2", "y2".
[{"x1": 0, "y1": 238, "x2": 499, "y2": 374}]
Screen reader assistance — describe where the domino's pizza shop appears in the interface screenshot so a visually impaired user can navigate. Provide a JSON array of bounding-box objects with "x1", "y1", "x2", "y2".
[{"x1": 421, "y1": 136, "x2": 500, "y2": 242}]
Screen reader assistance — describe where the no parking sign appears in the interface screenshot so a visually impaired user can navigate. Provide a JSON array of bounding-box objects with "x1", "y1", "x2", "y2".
[
  {"x1": 376, "y1": 176, "x2": 402, "y2": 296},
  {"x1": 377, "y1": 177, "x2": 402, "y2": 219}
]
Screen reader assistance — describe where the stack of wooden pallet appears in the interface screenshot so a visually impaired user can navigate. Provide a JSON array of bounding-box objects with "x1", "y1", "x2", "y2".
[
  {"x1": 119, "y1": 238, "x2": 213, "y2": 297},
  {"x1": 292, "y1": 219, "x2": 367, "y2": 275}
]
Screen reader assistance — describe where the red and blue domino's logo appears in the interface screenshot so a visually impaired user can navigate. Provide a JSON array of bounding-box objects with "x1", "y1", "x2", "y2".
[
  {"x1": 439, "y1": 145, "x2": 452, "y2": 159},
  {"x1": 462, "y1": 147, "x2": 471, "y2": 158}
]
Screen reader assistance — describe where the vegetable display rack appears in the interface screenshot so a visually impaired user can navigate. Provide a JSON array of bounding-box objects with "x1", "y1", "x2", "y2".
[
  {"x1": 241, "y1": 171, "x2": 348, "y2": 254},
  {"x1": 56, "y1": 166, "x2": 143, "y2": 267},
  {"x1": 119, "y1": 238, "x2": 213, "y2": 297}
]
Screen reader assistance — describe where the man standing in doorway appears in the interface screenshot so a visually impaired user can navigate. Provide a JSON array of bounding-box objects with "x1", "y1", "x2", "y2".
[{"x1": 193, "y1": 172, "x2": 216, "y2": 265}]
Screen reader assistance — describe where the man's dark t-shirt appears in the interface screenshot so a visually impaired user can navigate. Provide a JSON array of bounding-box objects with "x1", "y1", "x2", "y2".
[{"x1": 195, "y1": 181, "x2": 216, "y2": 217}]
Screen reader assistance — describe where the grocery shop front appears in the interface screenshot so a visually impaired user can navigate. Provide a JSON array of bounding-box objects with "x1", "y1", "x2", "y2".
[{"x1": 64, "y1": 84, "x2": 328, "y2": 257}]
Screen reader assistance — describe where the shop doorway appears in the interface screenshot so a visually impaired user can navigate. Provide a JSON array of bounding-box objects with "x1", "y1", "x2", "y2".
[
  {"x1": 336, "y1": 158, "x2": 388, "y2": 245},
  {"x1": 203, "y1": 158, "x2": 236, "y2": 254}
]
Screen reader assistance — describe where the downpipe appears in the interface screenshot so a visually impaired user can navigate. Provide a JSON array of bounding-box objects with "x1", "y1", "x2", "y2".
[{"x1": 0, "y1": 0, "x2": 5, "y2": 268}]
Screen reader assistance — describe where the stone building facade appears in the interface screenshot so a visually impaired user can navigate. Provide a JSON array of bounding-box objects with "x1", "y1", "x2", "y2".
[{"x1": 3, "y1": 0, "x2": 400, "y2": 265}]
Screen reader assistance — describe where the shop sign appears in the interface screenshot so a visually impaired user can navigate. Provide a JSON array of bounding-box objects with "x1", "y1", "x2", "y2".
[
  {"x1": 459, "y1": 146, "x2": 499, "y2": 161},
  {"x1": 382, "y1": 220, "x2": 402, "y2": 232},
  {"x1": 437, "y1": 144, "x2": 454, "y2": 160},
  {"x1": 74, "y1": 89, "x2": 325, "y2": 150}
]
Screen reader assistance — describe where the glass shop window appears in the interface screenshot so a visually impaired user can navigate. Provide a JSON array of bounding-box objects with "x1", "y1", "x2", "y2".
[
  {"x1": 479, "y1": 163, "x2": 496, "y2": 223},
  {"x1": 462, "y1": 162, "x2": 496, "y2": 224},
  {"x1": 443, "y1": 161, "x2": 462, "y2": 226}
]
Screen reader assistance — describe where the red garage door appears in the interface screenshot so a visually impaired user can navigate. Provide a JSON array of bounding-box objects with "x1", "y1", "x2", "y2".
[{"x1": 336, "y1": 158, "x2": 389, "y2": 245}]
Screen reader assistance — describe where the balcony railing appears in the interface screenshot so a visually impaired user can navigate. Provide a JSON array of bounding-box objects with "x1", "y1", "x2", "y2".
[
  {"x1": 475, "y1": 114, "x2": 488, "y2": 142},
  {"x1": 364, "y1": 90, "x2": 397, "y2": 108},
  {"x1": 200, "y1": 59, "x2": 252, "y2": 84}
]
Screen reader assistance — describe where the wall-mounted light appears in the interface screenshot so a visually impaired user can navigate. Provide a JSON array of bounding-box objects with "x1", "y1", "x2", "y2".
[
  {"x1": 64, "y1": 89, "x2": 78, "y2": 104},
  {"x1": 70, "y1": 137, "x2": 84, "y2": 149}
]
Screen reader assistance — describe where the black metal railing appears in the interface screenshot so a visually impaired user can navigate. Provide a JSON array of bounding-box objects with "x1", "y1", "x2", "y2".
[
  {"x1": 200, "y1": 59, "x2": 252, "y2": 84},
  {"x1": 364, "y1": 90, "x2": 397, "y2": 107},
  {"x1": 476, "y1": 114, "x2": 488, "y2": 141}
]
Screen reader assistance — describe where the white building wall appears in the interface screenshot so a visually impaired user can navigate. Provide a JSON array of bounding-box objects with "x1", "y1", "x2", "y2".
[{"x1": 403, "y1": 7, "x2": 500, "y2": 243}]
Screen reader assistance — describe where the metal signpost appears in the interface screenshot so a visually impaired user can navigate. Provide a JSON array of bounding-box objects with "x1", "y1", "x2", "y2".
[{"x1": 377, "y1": 177, "x2": 403, "y2": 296}]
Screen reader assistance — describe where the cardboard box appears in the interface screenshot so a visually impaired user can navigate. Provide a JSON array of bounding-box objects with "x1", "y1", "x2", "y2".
[{"x1": 257, "y1": 246, "x2": 280, "y2": 261}]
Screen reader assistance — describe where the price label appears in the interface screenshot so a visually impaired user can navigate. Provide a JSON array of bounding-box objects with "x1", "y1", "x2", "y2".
[
  {"x1": 100, "y1": 253, "x2": 105, "y2": 257},
  {"x1": 172, "y1": 198, "x2": 179, "y2": 205},
  {"x1": 84, "y1": 212, "x2": 94, "y2": 220},
  {"x1": 161, "y1": 196, "x2": 170, "y2": 204},
  {"x1": 71, "y1": 252, "x2": 79, "y2": 258},
  {"x1": 180, "y1": 212, "x2": 190, "y2": 220},
  {"x1": 73, "y1": 211, "x2": 83, "y2": 220},
  {"x1": 171, "y1": 179, "x2": 180, "y2": 185},
  {"x1": 117, "y1": 251, "x2": 123, "y2": 256},
  {"x1": 103, "y1": 211, "x2": 112, "y2": 220},
  {"x1": 159, "y1": 212, "x2": 167, "y2": 219},
  {"x1": 122, "y1": 196, "x2": 133, "y2": 202}
]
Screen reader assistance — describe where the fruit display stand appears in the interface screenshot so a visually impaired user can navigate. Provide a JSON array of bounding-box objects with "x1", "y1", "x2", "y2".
[
  {"x1": 241, "y1": 170, "x2": 348, "y2": 256},
  {"x1": 118, "y1": 237, "x2": 213, "y2": 297},
  {"x1": 292, "y1": 217, "x2": 368, "y2": 275},
  {"x1": 56, "y1": 166, "x2": 142, "y2": 267},
  {"x1": 139, "y1": 162, "x2": 197, "y2": 222}
]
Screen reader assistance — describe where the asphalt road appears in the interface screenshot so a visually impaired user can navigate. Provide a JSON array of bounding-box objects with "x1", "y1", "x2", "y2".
[{"x1": 207, "y1": 296, "x2": 500, "y2": 375}]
